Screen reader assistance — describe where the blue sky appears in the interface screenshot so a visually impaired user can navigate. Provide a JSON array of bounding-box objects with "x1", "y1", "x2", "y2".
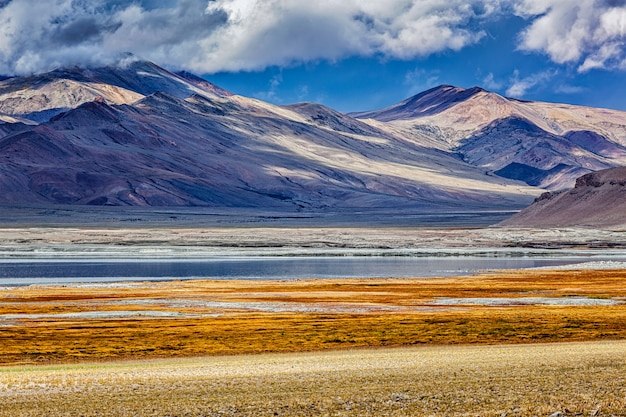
[
  {"x1": 1, "y1": 1, "x2": 626, "y2": 112},
  {"x1": 209, "y1": 13, "x2": 626, "y2": 112}
]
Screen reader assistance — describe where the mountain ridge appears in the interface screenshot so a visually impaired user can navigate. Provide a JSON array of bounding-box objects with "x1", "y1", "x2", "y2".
[
  {"x1": 353, "y1": 85, "x2": 626, "y2": 190},
  {"x1": 0, "y1": 60, "x2": 625, "y2": 212},
  {"x1": 0, "y1": 60, "x2": 229, "y2": 123},
  {"x1": 500, "y1": 166, "x2": 626, "y2": 228},
  {"x1": 349, "y1": 85, "x2": 486, "y2": 121}
]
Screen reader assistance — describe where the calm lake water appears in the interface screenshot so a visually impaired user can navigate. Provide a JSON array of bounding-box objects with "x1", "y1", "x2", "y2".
[{"x1": 1, "y1": 253, "x2": 624, "y2": 285}]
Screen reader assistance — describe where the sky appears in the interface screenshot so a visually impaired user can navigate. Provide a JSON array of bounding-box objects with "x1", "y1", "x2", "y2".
[{"x1": 1, "y1": 0, "x2": 626, "y2": 112}]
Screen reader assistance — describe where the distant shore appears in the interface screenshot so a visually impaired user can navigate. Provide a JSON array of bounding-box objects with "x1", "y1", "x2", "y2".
[
  {"x1": 2, "y1": 225, "x2": 626, "y2": 257},
  {"x1": 0, "y1": 205, "x2": 517, "y2": 228}
]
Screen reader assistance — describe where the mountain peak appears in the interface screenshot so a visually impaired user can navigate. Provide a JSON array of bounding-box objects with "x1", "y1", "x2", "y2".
[
  {"x1": 350, "y1": 84, "x2": 487, "y2": 122},
  {"x1": 49, "y1": 98, "x2": 121, "y2": 125},
  {"x1": 0, "y1": 60, "x2": 230, "y2": 123}
]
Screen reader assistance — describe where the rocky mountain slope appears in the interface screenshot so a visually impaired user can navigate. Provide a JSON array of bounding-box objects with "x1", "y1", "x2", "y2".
[
  {"x1": 0, "y1": 60, "x2": 229, "y2": 123},
  {"x1": 352, "y1": 85, "x2": 626, "y2": 190},
  {"x1": 500, "y1": 167, "x2": 626, "y2": 228},
  {"x1": 0, "y1": 61, "x2": 625, "y2": 211}
]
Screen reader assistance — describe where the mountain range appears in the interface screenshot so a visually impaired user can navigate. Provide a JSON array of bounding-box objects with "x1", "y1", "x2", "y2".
[{"x1": 1, "y1": 59, "x2": 625, "y2": 212}]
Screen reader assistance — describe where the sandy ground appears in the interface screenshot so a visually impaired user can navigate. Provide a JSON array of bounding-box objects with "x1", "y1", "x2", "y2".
[
  {"x1": 2, "y1": 341, "x2": 625, "y2": 416},
  {"x1": 1, "y1": 226, "x2": 626, "y2": 258}
]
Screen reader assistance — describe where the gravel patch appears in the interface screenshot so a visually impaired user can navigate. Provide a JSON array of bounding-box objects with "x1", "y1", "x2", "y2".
[
  {"x1": 531, "y1": 260, "x2": 626, "y2": 270},
  {"x1": 0, "y1": 310, "x2": 203, "y2": 321},
  {"x1": 427, "y1": 296, "x2": 622, "y2": 306},
  {"x1": 110, "y1": 298, "x2": 402, "y2": 313}
]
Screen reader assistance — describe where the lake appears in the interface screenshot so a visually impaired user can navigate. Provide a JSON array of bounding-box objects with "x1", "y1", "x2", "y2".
[{"x1": 1, "y1": 252, "x2": 625, "y2": 285}]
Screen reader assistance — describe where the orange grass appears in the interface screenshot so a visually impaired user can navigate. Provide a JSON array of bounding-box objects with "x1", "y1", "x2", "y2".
[{"x1": 1, "y1": 269, "x2": 626, "y2": 364}]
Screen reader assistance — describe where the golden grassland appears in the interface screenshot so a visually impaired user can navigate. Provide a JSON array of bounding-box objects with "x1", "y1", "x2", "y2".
[
  {"x1": 2, "y1": 342, "x2": 626, "y2": 416},
  {"x1": 2, "y1": 269, "x2": 626, "y2": 416},
  {"x1": 1, "y1": 269, "x2": 626, "y2": 364}
]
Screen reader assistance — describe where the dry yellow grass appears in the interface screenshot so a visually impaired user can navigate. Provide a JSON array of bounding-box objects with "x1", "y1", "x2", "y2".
[
  {"x1": 1, "y1": 269, "x2": 626, "y2": 364},
  {"x1": 2, "y1": 269, "x2": 626, "y2": 416},
  {"x1": 2, "y1": 341, "x2": 626, "y2": 416}
]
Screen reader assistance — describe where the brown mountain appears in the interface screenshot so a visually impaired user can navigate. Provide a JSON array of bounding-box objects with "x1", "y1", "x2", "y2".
[
  {"x1": 1, "y1": 62, "x2": 626, "y2": 212},
  {"x1": 0, "y1": 62, "x2": 542, "y2": 210},
  {"x1": 500, "y1": 166, "x2": 626, "y2": 228},
  {"x1": 352, "y1": 85, "x2": 626, "y2": 190}
]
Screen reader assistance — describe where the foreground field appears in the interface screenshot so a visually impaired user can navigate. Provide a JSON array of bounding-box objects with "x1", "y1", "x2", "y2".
[
  {"x1": 2, "y1": 341, "x2": 625, "y2": 416},
  {"x1": 1, "y1": 269, "x2": 626, "y2": 364},
  {"x1": 2, "y1": 268, "x2": 626, "y2": 416}
]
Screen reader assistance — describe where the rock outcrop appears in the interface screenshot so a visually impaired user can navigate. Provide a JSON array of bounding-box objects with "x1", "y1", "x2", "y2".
[{"x1": 500, "y1": 167, "x2": 626, "y2": 228}]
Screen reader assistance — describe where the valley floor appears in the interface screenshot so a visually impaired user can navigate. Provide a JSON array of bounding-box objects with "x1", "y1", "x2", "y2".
[
  {"x1": 2, "y1": 225, "x2": 626, "y2": 416},
  {"x1": 2, "y1": 225, "x2": 626, "y2": 259}
]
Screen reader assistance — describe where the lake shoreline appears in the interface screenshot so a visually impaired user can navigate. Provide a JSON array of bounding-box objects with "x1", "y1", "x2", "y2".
[{"x1": 2, "y1": 225, "x2": 626, "y2": 285}]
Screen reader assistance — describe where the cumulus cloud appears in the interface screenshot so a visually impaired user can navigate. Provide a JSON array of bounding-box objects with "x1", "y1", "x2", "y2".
[
  {"x1": 199, "y1": 0, "x2": 504, "y2": 72},
  {"x1": 0, "y1": 0, "x2": 504, "y2": 75},
  {"x1": 1, "y1": 0, "x2": 626, "y2": 76},
  {"x1": 514, "y1": 0, "x2": 626, "y2": 72},
  {"x1": 0, "y1": 0, "x2": 227, "y2": 74}
]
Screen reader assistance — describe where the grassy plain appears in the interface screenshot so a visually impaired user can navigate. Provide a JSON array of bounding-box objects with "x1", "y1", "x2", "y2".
[
  {"x1": 2, "y1": 268, "x2": 626, "y2": 416},
  {"x1": 2, "y1": 342, "x2": 626, "y2": 416},
  {"x1": 1, "y1": 269, "x2": 626, "y2": 364}
]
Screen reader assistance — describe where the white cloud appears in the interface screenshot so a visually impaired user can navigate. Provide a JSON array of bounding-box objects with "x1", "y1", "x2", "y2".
[
  {"x1": 482, "y1": 72, "x2": 503, "y2": 90},
  {"x1": 0, "y1": 0, "x2": 504, "y2": 75},
  {"x1": 554, "y1": 84, "x2": 585, "y2": 94},
  {"x1": 1, "y1": 0, "x2": 626, "y2": 77},
  {"x1": 506, "y1": 69, "x2": 557, "y2": 97},
  {"x1": 514, "y1": 0, "x2": 626, "y2": 72},
  {"x1": 198, "y1": 0, "x2": 505, "y2": 73},
  {"x1": 254, "y1": 72, "x2": 283, "y2": 102},
  {"x1": 297, "y1": 85, "x2": 310, "y2": 101},
  {"x1": 0, "y1": 0, "x2": 228, "y2": 74}
]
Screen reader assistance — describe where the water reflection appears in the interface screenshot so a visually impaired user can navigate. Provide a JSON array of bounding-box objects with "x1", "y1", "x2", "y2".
[{"x1": 0, "y1": 255, "x2": 620, "y2": 285}]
